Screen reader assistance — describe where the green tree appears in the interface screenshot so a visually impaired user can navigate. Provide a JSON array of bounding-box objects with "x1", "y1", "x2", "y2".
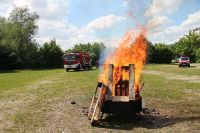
[
  {"x1": 39, "y1": 39, "x2": 64, "y2": 68},
  {"x1": 1, "y1": 8, "x2": 68, "y2": 70},
  {"x1": 65, "y1": 42, "x2": 105, "y2": 65},
  {"x1": 0, "y1": 17, "x2": 7, "y2": 43},
  {"x1": 89, "y1": 42, "x2": 105, "y2": 65},
  {"x1": 146, "y1": 41, "x2": 155, "y2": 63},
  {"x1": 195, "y1": 48, "x2": 200, "y2": 63},
  {"x1": 172, "y1": 30, "x2": 200, "y2": 62},
  {"x1": 0, "y1": 44, "x2": 17, "y2": 70},
  {"x1": 150, "y1": 43, "x2": 173, "y2": 64},
  {"x1": 8, "y1": 7, "x2": 39, "y2": 68}
]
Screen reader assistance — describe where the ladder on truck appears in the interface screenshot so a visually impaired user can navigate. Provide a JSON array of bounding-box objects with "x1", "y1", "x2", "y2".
[{"x1": 88, "y1": 83, "x2": 108, "y2": 126}]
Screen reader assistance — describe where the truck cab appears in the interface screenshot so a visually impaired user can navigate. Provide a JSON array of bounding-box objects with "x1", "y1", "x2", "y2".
[{"x1": 64, "y1": 52, "x2": 92, "y2": 71}]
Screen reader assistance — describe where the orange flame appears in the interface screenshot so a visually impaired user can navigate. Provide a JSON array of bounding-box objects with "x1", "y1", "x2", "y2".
[{"x1": 99, "y1": 28, "x2": 147, "y2": 93}]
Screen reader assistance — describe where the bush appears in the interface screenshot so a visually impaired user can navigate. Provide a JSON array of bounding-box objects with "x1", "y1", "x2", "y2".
[
  {"x1": 195, "y1": 48, "x2": 200, "y2": 63},
  {"x1": 172, "y1": 30, "x2": 200, "y2": 62},
  {"x1": 0, "y1": 44, "x2": 17, "y2": 70},
  {"x1": 149, "y1": 43, "x2": 173, "y2": 64},
  {"x1": 154, "y1": 48, "x2": 173, "y2": 64},
  {"x1": 38, "y1": 39, "x2": 64, "y2": 68},
  {"x1": 66, "y1": 42, "x2": 105, "y2": 66}
]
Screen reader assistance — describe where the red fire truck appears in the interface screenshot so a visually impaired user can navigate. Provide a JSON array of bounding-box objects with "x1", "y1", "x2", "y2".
[{"x1": 63, "y1": 52, "x2": 92, "y2": 72}]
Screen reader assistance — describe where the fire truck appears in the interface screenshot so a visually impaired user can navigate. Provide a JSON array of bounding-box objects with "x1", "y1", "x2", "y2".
[{"x1": 63, "y1": 52, "x2": 92, "y2": 72}]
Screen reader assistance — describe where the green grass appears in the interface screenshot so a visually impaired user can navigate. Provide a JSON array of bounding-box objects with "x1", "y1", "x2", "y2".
[
  {"x1": 0, "y1": 65, "x2": 199, "y2": 133},
  {"x1": 145, "y1": 64, "x2": 200, "y2": 76},
  {"x1": 142, "y1": 64, "x2": 200, "y2": 116},
  {"x1": 141, "y1": 73, "x2": 200, "y2": 115},
  {"x1": 0, "y1": 69, "x2": 62, "y2": 90}
]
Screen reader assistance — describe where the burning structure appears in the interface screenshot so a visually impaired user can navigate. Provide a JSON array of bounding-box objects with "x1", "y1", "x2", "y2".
[{"x1": 88, "y1": 30, "x2": 147, "y2": 125}]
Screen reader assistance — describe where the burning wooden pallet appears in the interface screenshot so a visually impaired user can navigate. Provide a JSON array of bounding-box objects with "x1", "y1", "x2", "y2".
[{"x1": 88, "y1": 64, "x2": 143, "y2": 125}]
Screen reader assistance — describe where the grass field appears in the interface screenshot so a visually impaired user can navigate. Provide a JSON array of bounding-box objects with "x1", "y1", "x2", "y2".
[{"x1": 0, "y1": 64, "x2": 199, "y2": 133}]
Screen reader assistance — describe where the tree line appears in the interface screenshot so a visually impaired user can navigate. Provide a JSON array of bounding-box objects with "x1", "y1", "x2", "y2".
[
  {"x1": 1, "y1": 7, "x2": 200, "y2": 70},
  {"x1": 0, "y1": 7, "x2": 105, "y2": 70},
  {"x1": 68, "y1": 30, "x2": 200, "y2": 65},
  {"x1": 0, "y1": 8, "x2": 64, "y2": 70},
  {"x1": 65, "y1": 42, "x2": 105, "y2": 65},
  {"x1": 148, "y1": 30, "x2": 200, "y2": 64}
]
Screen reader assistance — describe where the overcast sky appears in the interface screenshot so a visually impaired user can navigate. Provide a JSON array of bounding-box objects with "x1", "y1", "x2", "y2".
[{"x1": 0, "y1": 0, "x2": 200, "y2": 50}]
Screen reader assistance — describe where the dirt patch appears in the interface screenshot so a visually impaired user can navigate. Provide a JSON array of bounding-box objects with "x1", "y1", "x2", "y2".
[
  {"x1": 0, "y1": 75, "x2": 62, "y2": 132},
  {"x1": 79, "y1": 106, "x2": 200, "y2": 132},
  {"x1": 26, "y1": 79, "x2": 55, "y2": 91},
  {"x1": 169, "y1": 75, "x2": 200, "y2": 83},
  {"x1": 143, "y1": 70, "x2": 165, "y2": 75},
  {"x1": 37, "y1": 99, "x2": 85, "y2": 133},
  {"x1": 192, "y1": 63, "x2": 200, "y2": 69},
  {"x1": 0, "y1": 93, "x2": 36, "y2": 130},
  {"x1": 144, "y1": 70, "x2": 200, "y2": 83}
]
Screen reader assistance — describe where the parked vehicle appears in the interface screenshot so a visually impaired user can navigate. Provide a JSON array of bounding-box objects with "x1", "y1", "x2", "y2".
[
  {"x1": 63, "y1": 52, "x2": 92, "y2": 72},
  {"x1": 179, "y1": 56, "x2": 190, "y2": 67}
]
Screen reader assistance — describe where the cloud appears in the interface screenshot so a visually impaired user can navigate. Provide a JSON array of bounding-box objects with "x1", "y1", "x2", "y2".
[
  {"x1": 180, "y1": 10, "x2": 200, "y2": 29},
  {"x1": 86, "y1": 15, "x2": 125, "y2": 31},
  {"x1": 145, "y1": 0, "x2": 183, "y2": 17},
  {"x1": 0, "y1": 0, "x2": 69, "y2": 19},
  {"x1": 37, "y1": 14, "x2": 125, "y2": 49},
  {"x1": 145, "y1": 0, "x2": 184, "y2": 43},
  {"x1": 16, "y1": 0, "x2": 69, "y2": 20},
  {"x1": 148, "y1": 10, "x2": 200, "y2": 44},
  {"x1": 147, "y1": 16, "x2": 171, "y2": 34},
  {"x1": 0, "y1": 0, "x2": 125, "y2": 49}
]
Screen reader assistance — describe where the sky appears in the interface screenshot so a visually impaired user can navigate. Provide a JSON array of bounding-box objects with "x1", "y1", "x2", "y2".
[{"x1": 0, "y1": 0, "x2": 200, "y2": 50}]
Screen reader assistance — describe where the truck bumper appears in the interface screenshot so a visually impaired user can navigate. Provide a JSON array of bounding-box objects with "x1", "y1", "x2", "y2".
[{"x1": 64, "y1": 63, "x2": 79, "y2": 69}]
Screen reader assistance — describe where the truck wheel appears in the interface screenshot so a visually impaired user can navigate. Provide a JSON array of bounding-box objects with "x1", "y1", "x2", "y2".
[
  {"x1": 84, "y1": 65, "x2": 90, "y2": 71},
  {"x1": 91, "y1": 120, "x2": 98, "y2": 126},
  {"x1": 75, "y1": 65, "x2": 80, "y2": 71},
  {"x1": 188, "y1": 64, "x2": 190, "y2": 67},
  {"x1": 82, "y1": 66, "x2": 87, "y2": 71},
  {"x1": 66, "y1": 69, "x2": 69, "y2": 72},
  {"x1": 85, "y1": 66, "x2": 89, "y2": 71}
]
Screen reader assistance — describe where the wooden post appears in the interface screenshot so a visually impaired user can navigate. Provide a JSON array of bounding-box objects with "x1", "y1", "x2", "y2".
[
  {"x1": 105, "y1": 64, "x2": 113, "y2": 100},
  {"x1": 129, "y1": 64, "x2": 135, "y2": 100}
]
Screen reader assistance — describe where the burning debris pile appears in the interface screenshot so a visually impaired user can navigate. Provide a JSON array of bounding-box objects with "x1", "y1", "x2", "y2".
[{"x1": 88, "y1": 29, "x2": 147, "y2": 125}]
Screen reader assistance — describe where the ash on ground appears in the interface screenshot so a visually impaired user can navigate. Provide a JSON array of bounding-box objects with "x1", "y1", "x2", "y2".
[
  {"x1": 142, "y1": 108, "x2": 160, "y2": 115},
  {"x1": 81, "y1": 107, "x2": 160, "y2": 116},
  {"x1": 81, "y1": 106, "x2": 89, "y2": 116}
]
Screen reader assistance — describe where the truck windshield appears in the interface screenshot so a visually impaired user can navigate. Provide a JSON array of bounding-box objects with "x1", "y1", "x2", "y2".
[
  {"x1": 64, "y1": 55, "x2": 76, "y2": 60},
  {"x1": 180, "y1": 57, "x2": 189, "y2": 60}
]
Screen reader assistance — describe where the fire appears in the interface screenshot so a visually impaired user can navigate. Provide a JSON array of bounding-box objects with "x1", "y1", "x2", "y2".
[{"x1": 99, "y1": 28, "x2": 147, "y2": 94}]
